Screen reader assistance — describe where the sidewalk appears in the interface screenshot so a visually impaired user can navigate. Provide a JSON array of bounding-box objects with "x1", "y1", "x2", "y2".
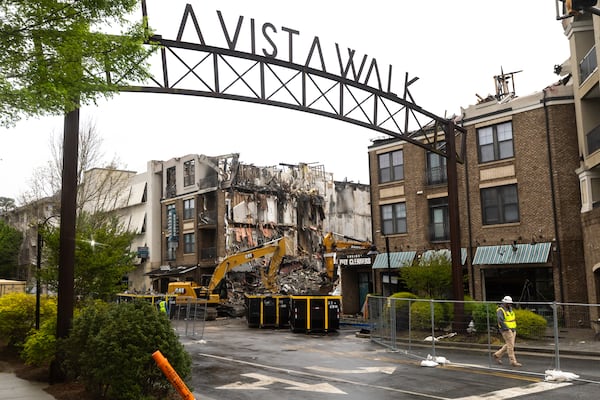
[{"x1": 0, "y1": 372, "x2": 55, "y2": 400}]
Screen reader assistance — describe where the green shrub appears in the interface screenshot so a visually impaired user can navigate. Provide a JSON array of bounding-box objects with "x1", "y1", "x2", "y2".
[
  {"x1": 410, "y1": 301, "x2": 445, "y2": 330},
  {"x1": 471, "y1": 302, "x2": 496, "y2": 333},
  {"x1": 514, "y1": 309, "x2": 547, "y2": 339},
  {"x1": 0, "y1": 293, "x2": 56, "y2": 348},
  {"x1": 389, "y1": 291, "x2": 418, "y2": 301},
  {"x1": 22, "y1": 317, "x2": 56, "y2": 366},
  {"x1": 441, "y1": 301, "x2": 454, "y2": 329},
  {"x1": 388, "y1": 292, "x2": 417, "y2": 330},
  {"x1": 62, "y1": 300, "x2": 192, "y2": 400}
]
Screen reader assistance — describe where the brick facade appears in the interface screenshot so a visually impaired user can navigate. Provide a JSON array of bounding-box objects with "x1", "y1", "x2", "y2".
[{"x1": 369, "y1": 86, "x2": 586, "y2": 305}]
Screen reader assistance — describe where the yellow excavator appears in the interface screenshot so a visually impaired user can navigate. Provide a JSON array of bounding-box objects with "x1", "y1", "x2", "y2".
[
  {"x1": 167, "y1": 237, "x2": 289, "y2": 319},
  {"x1": 322, "y1": 232, "x2": 373, "y2": 280}
]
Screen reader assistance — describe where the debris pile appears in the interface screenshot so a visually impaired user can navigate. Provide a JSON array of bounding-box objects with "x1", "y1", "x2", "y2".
[
  {"x1": 277, "y1": 264, "x2": 333, "y2": 295},
  {"x1": 223, "y1": 259, "x2": 335, "y2": 308}
]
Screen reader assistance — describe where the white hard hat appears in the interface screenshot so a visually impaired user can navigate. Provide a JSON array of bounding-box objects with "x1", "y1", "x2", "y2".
[{"x1": 501, "y1": 296, "x2": 513, "y2": 304}]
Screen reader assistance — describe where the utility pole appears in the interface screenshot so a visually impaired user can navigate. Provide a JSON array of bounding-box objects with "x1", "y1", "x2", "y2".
[
  {"x1": 50, "y1": 107, "x2": 79, "y2": 383},
  {"x1": 445, "y1": 119, "x2": 465, "y2": 331}
]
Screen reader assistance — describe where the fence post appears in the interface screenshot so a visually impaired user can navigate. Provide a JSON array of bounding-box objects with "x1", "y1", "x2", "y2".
[
  {"x1": 408, "y1": 298, "x2": 412, "y2": 351},
  {"x1": 390, "y1": 298, "x2": 397, "y2": 351},
  {"x1": 552, "y1": 302, "x2": 560, "y2": 371},
  {"x1": 486, "y1": 301, "x2": 492, "y2": 367},
  {"x1": 430, "y1": 300, "x2": 436, "y2": 357}
]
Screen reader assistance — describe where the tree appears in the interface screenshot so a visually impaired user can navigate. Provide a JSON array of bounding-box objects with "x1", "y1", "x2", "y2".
[
  {"x1": 0, "y1": 197, "x2": 16, "y2": 214},
  {"x1": 399, "y1": 251, "x2": 452, "y2": 299},
  {"x1": 0, "y1": 0, "x2": 154, "y2": 127},
  {"x1": 0, "y1": 219, "x2": 22, "y2": 279},
  {"x1": 20, "y1": 118, "x2": 126, "y2": 211},
  {"x1": 41, "y1": 212, "x2": 136, "y2": 300}
]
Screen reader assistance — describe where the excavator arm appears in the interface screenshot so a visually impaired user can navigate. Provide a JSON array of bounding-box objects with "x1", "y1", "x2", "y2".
[
  {"x1": 207, "y1": 237, "x2": 288, "y2": 294},
  {"x1": 260, "y1": 237, "x2": 288, "y2": 292},
  {"x1": 322, "y1": 232, "x2": 373, "y2": 280}
]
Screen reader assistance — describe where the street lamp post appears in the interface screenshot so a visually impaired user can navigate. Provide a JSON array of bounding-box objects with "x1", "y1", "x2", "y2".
[
  {"x1": 36, "y1": 215, "x2": 58, "y2": 330},
  {"x1": 35, "y1": 228, "x2": 42, "y2": 330}
]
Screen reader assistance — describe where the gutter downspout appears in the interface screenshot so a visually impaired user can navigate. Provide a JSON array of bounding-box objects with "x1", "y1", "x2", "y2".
[{"x1": 543, "y1": 88, "x2": 565, "y2": 303}]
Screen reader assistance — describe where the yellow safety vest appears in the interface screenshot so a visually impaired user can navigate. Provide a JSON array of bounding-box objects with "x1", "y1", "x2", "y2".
[
  {"x1": 497, "y1": 306, "x2": 516, "y2": 329},
  {"x1": 159, "y1": 301, "x2": 167, "y2": 313}
]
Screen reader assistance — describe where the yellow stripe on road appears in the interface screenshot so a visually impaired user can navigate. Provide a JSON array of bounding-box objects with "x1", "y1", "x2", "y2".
[{"x1": 442, "y1": 363, "x2": 541, "y2": 383}]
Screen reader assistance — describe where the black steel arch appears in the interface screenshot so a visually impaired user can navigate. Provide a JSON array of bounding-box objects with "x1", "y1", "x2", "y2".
[{"x1": 117, "y1": 33, "x2": 465, "y2": 159}]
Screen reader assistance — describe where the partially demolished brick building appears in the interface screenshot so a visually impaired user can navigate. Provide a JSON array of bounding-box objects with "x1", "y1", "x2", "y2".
[{"x1": 139, "y1": 153, "x2": 372, "y2": 296}]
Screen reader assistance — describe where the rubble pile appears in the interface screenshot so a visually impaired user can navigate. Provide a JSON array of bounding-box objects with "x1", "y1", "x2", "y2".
[
  {"x1": 224, "y1": 260, "x2": 335, "y2": 307},
  {"x1": 277, "y1": 265, "x2": 333, "y2": 295}
]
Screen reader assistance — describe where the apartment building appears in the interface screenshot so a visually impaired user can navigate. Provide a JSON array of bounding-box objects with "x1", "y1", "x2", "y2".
[
  {"x1": 146, "y1": 154, "x2": 372, "y2": 296},
  {"x1": 368, "y1": 81, "x2": 586, "y2": 307},
  {"x1": 76, "y1": 167, "x2": 159, "y2": 293},
  {"x1": 1, "y1": 196, "x2": 59, "y2": 283},
  {"x1": 561, "y1": 10, "x2": 600, "y2": 312}
]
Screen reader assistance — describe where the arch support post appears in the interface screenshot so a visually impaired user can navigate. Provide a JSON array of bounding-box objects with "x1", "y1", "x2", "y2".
[{"x1": 445, "y1": 119, "x2": 465, "y2": 331}]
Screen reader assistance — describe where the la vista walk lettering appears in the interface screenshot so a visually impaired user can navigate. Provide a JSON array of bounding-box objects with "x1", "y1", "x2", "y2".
[{"x1": 170, "y1": 3, "x2": 397, "y2": 94}]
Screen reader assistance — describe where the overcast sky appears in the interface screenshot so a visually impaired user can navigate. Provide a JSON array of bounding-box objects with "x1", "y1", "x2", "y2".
[{"x1": 1, "y1": 1, "x2": 570, "y2": 202}]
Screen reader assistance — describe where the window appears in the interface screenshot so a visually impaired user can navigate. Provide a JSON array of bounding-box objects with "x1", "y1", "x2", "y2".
[
  {"x1": 481, "y1": 184, "x2": 520, "y2": 225},
  {"x1": 378, "y1": 150, "x2": 404, "y2": 183},
  {"x1": 477, "y1": 121, "x2": 514, "y2": 163},
  {"x1": 429, "y1": 197, "x2": 449, "y2": 241},
  {"x1": 381, "y1": 202, "x2": 407, "y2": 234},
  {"x1": 184, "y1": 233, "x2": 195, "y2": 254},
  {"x1": 183, "y1": 159, "x2": 195, "y2": 186},
  {"x1": 427, "y1": 146, "x2": 447, "y2": 185},
  {"x1": 166, "y1": 166, "x2": 176, "y2": 197},
  {"x1": 183, "y1": 198, "x2": 195, "y2": 220}
]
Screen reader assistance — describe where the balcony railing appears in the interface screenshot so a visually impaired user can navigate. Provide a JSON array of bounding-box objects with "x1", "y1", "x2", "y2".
[{"x1": 580, "y1": 45, "x2": 597, "y2": 84}]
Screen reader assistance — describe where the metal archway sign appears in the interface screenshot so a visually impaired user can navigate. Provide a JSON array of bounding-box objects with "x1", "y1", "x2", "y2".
[
  {"x1": 129, "y1": 1, "x2": 467, "y2": 321},
  {"x1": 120, "y1": 1, "x2": 466, "y2": 159}
]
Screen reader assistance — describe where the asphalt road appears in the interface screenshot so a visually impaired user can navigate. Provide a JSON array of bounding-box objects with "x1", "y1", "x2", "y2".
[{"x1": 177, "y1": 319, "x2": 600, "y2": 400}]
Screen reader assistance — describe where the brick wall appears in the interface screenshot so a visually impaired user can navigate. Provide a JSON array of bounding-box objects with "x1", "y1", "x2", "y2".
[{"x1": 368, "y1": 98, "x2": 586, "y2": 303}]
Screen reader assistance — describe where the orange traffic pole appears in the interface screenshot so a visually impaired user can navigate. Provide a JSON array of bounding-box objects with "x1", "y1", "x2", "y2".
[{"x1": 152, "y1": 350, "x2": 195, "y2": 400}]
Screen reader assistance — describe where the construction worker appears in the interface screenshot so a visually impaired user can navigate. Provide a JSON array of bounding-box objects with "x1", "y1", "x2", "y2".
[
  {"x1": 493, "y1": 296, "x2": 522, "y2": 367},
  {"x1": 158, "y1": 298, "x2": 169, "y2": 315}
]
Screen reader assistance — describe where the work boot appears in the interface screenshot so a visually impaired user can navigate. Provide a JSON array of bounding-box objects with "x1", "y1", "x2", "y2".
[
  {"x1": 511, "y1": 362, "x2": 522, "y2": 367},
  {"x1": 493, "y1": 353, "x2": 502, "y2": 365}
]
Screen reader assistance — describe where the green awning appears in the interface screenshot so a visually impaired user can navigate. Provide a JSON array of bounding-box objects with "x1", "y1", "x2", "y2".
[
  {"x1": 372, "y1": 251, "x2": 416, "y2": 269},
  {"x1": 472, "y1": 243, "x2": 551, "y2": 265},
  {"x1": 421, "y1": 248, "x2": 468, "y2": 265}
]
